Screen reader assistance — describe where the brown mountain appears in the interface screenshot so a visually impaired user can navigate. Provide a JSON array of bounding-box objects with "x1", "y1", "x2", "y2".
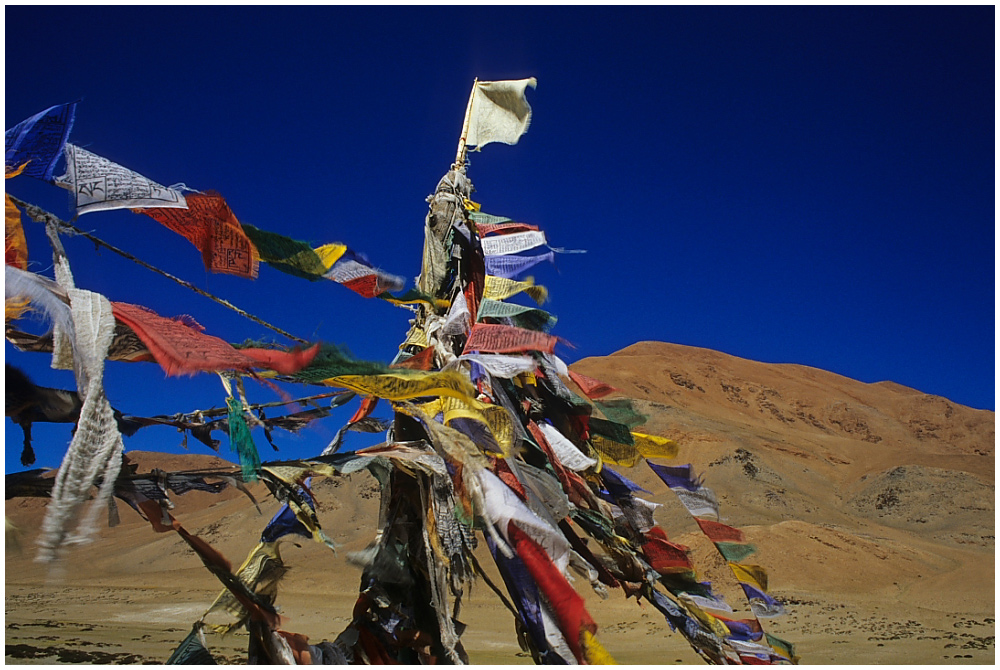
[{"x1": 6, "y1": 342, "x2": 995, "y2": 664}]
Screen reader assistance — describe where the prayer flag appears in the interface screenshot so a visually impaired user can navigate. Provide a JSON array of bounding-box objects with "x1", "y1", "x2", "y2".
[
  {"x1": 480, "y1": 230, "x2": 547, "y2": 256},
  {"x1": 55, "y1": 144, "x2": 187, "y2": 214},
  {"x1": 464, "y1": 322, "x2": 558, "y2": 355},
  {"x1": 476, "y1": 220, "x2": 539, "y2": 236},
  {"x1": 5, "y1": 102, "x2": 77, "y2": 181},
  {"x1": 110, "y1": 302, "x2": 319, "y2": 376},
  {"x1": 568, "y1": 369, "x2": 619, "y2": 400},
  {"x1": 141, "y1": 192, "x2": 260, "y2": 279},
  {"x1": 466, "y1": 78, "x2": 537, "y2": 150},
  {"x1": 484, "y1": 250, "x2": 554, "y2": 279}
]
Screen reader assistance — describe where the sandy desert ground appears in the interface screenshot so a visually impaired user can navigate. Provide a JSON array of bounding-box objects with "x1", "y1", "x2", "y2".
[{"x1": 6, "y1": 342, "x2": 994, "y2": 664}]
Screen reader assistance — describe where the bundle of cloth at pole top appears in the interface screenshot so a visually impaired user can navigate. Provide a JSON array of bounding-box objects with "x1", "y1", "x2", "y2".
[{"x1": 5, "y1": 80, "x2": 797, "y2": 664}]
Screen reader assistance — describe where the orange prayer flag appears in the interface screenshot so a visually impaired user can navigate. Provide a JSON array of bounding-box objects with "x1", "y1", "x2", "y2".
[{"x1": 140, "y1": 191, "x2": 259, "y2": 279}]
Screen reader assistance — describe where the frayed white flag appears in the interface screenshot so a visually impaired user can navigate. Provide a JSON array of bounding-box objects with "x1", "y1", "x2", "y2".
[{"x1": 466, "y1": 78, "x2": 537, "y2": 150}]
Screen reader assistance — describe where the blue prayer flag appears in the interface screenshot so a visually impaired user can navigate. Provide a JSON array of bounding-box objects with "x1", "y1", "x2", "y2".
[{"x1": 5, "y1": 102, "x2": 78, "y2": 181}]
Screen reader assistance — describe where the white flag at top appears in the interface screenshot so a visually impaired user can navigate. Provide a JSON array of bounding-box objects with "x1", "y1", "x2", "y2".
[{"x1": 466, "y1": 78, "x2": 537, "y2": 150}]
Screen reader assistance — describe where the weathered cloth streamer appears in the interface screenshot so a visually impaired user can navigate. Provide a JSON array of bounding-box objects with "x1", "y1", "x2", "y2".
[
  {"x1": 5, "y1": 102, "x2": 77, "y2": 181},
  {"x1": 110, "y1": 302, "x2": 319, "y2": 376},
  {"x1": 464, "y1": 323, "x2": 558, "y2": 355},
  {"x1": 55, "y1": 144, "x2": 187, "y2": 214},
  {"x1": 37, "y1": 288, "x2": 124, "y2": 562},
  {"x1": 141, "y1": 192, "x2": 260, "y2": 279}
]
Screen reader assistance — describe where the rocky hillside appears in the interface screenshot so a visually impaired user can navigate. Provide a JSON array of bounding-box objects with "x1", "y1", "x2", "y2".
[{"x1": 6, "y1": 341, "x2": 995, "y2": 663}]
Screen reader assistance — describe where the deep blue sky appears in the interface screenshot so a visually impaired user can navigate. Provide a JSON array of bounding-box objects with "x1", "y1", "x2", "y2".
[{"x1": 6, "y1": 6, "x2": 994, "y2": 471}]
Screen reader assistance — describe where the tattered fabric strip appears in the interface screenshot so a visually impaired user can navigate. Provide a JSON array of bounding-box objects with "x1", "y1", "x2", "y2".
[
  {"x1": 464, "y1": 322, "x2": 558, "y2": 355},
  {"x1": 5, "y1": 101, "x2": 77, "y2": 181},
  {"x1": 55, "y1": 144, "x2": 187, "y2": 214},
  {"x1": 37, "y1": 288, "x2": 124, "y2": 562},
  {"x1": 110, "y1": 302, "x2": 319, "y2": 377},
  {"x1": 140, "y1": 191, "x2": 260, "y2": 279}
]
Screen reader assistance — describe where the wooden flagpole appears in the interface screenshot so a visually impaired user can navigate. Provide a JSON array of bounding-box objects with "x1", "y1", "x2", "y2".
[{"x1": 454, "y1": 78, "x2": 478, "y2": 169}]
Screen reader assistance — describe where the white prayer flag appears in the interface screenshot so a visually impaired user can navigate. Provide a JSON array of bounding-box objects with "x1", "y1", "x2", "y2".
[
  {"x1": 466, "y1": 78, "x2": 537, "y2": 150},
  {"x1": 480, "y1": 230, "x2": 547, "y2": 256},
  {"x1": 55, "y1": 144, "x2": 187, "y2": 215}
]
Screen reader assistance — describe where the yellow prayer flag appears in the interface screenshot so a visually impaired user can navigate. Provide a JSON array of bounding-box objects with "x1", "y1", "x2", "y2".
[
  {"x1": 728, "y1": 562, "x2": 769, "y2": 593},
  {"x1": 313, "y1": 243, "x2": 347, "y2": 269},
  {"x1": 580, "y1": 629, "x2": 616, "y2": 665},
  {"x1": 483, "y1": 275, "x2": 547, "y2": 304},
  {"x1": 631, "y1": 431, "x2": 679, "y2": 459},
  {"x1": 323, "y1": 371, "x2": 476, "y2": 403}
]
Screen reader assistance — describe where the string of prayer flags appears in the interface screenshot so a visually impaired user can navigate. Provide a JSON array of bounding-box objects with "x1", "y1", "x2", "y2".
[
  {"x1": 464, "y1": 322, "x2": 558, "y2": 355},
  {"x1": 110, "y1": 301, "x2": 319, "y2": 377},
  {"x1": 322, "y1": 247, "x2": 407, "y2": 298},
  {"x1": 141, "y1": 191, "x2": 260, "y2": 279},
  {"x1": 55, "y1": 144, "x2": 187, "y2": 214},
  {"x1": 5, "y1": 102, "x2": 78, "y2": 180},
  {"x1": 241, "y1": 224, "x2": 406, "y2": 298},
  {"x1": 696, "y1": 518, "x2": 758, "y2": 562},
  {"x1": 240, "y1": 223, "x2": 330, "y2": 280},
  {"x1": 4, "y1": 92, "x2": 799, "y2": 665},
  {"x1": 465, "y1": 78, "x2": 537, "y2": 150}
]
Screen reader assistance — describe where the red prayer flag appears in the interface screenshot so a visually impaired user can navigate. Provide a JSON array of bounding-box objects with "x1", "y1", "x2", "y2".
[
  {"x1": 508, "y1": 521, "x2": 596, "y2": 663},
  {"x1": 640, "y1": 526, "x2": 694, "y2": 573},
  {"x1": 695, "y1": 517, "x2": 745, "y2": 544},
  {"x1": 567, "y1": 369, "x2": 618, "y2": 400},
  {"x1": 111, "y1": 302, "x2": 318, "y2": 377},
  {"x1": 140, "y1": 192, "x2": 260, "y2": 279},
  {"x1": 463, "y1": 323, "x2": 557, "y2": 355}
]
